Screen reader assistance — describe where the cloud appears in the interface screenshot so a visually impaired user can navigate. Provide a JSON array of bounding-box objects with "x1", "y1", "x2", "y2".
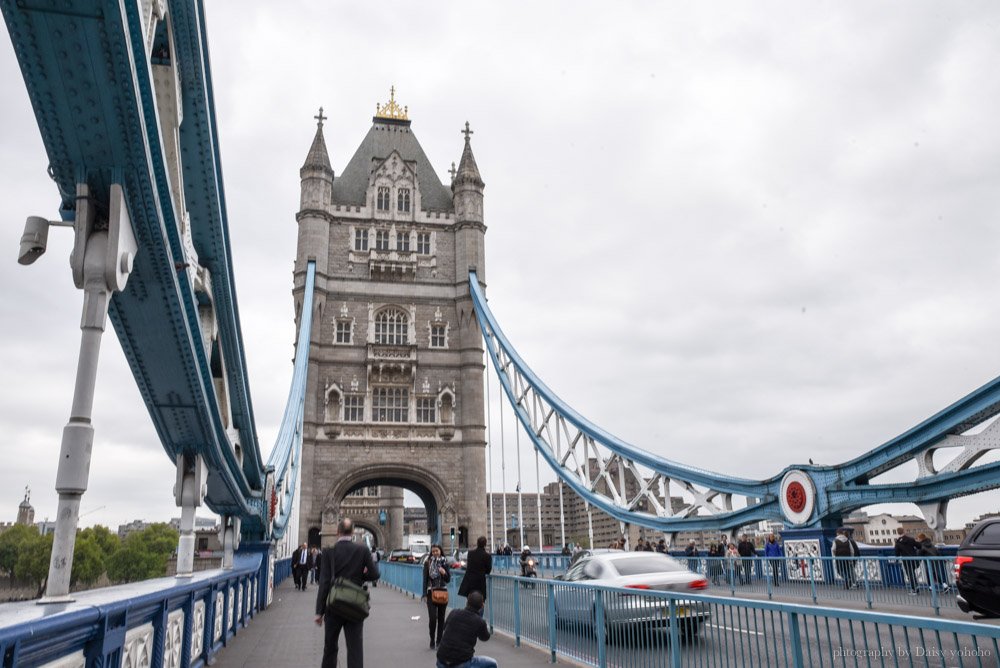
[{"x1": 1, "y1": 0, "x2": 998, "y2": 531}]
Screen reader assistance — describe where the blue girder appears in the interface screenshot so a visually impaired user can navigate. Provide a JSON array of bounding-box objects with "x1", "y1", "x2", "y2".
[{"x1": 1, "y1": 0, "x2": 312, "y2": 540}]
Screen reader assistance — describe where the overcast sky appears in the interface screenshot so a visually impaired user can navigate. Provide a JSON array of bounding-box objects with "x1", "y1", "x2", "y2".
[{"x1": 1, "y1": 1, "x2": 998, "y2": 533}]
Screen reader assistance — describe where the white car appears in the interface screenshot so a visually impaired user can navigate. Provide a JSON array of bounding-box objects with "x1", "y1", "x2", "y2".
[{"x1": 554, "y1": 552, "x2": 711, "y2": 636}]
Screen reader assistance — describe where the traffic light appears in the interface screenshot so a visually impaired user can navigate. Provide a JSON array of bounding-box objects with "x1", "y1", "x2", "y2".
[{"x1": 450, "y1": 527, "x2": 456, "y2": 541}]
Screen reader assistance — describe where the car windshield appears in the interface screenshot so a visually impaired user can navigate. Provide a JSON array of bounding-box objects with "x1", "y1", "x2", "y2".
[{"x1": 610, "y1": 555, "x2": 686, "y2": 576}]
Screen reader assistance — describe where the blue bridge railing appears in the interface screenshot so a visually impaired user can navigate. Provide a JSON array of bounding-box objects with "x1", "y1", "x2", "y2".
[
  {"x1": 0, "y1": 550, "x2": 290, "y2": 667},
  {"x1": 677, "y1": 555, "x2": 960, "y2": 615},
  {"x1": 380, "y1": 562, "x2": 1000, "y2": 668}
]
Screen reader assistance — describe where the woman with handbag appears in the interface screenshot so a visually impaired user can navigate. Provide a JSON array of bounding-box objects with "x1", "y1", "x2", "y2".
[{"x1": 421, "y1": 544, "x2": 451, "y2": 649}]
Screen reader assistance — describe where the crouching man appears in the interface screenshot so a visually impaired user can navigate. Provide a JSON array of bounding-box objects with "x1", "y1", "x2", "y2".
[{"x1": 435, "y1": 591, "x2": 497, "y2": 668}]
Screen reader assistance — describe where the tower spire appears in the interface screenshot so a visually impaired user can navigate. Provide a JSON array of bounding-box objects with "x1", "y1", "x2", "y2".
[
  {"x1": 453, "y1": 121, "x2": 483, "y2": 189},
  {"x1": 302, "y1": 107, "x2": 333, "y2": 174}
]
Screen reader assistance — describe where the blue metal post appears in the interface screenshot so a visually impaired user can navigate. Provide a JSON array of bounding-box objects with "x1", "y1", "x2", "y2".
[
  {"x1": 808, "y1": 558, "x2": 817, "y2": 604},
  {"x1": 487, "y1": 577, "x2": 495, "y2": 633},
  {"x1": 862, "y1": 559, "x2": 873, "y2": 609},
  {"x1": 595, "y1": 592, "x2": 607, "y2": 668},
  {"x1": 668, "y1": 599, "x2": 681, "y2": 668},
  {"x1": 546, "y1": 581, "x2": 557, "y2": 663},
  {"x1": 513, "y1": 579, "x2": 521, "y2": 647},
  {"x1": 929, "y1": 559, "x2": 940, "y2": 616},
  {"x1": 787, "y1": 611, "x2": 805, "y2": 668}
]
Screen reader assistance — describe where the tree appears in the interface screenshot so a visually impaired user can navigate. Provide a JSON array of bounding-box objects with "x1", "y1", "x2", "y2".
[
  {"x1": 71, "y1": 533, "x2": 105, "y2": 586},
  {"x1": 0, "y1": 524, "x2": 39, "y2": 585},
  {"x1": 79, "y1": 525, "x2": 119, "y2": 558},
  {"x1": 14, "y1": 532, "x2": 52, "y2": 596},
  {"x1": 106, "y1": 524, "x2": 178, "y2": 583}
]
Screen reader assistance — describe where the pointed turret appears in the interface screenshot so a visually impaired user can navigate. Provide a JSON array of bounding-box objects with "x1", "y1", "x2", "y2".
[
  {"x1": 300, "y1": 107, "x2": 334, "y2": 211},
  {"x1": 302, "y1": 123, "x2": 333, "y2": 174},
  {"x1": 452, "y1": 121, "x2": 485, "y2": 225},
  {"x1": 296, "y1": 108, "x2": 334, "y2": 279}
]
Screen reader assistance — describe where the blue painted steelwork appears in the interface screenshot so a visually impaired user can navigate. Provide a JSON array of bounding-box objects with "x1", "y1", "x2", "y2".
[
  {"x1": 469, "y1": 271, "x2": 1000, "y2": 535},
  {"x1": 0, "y1": 2, "x2": 317, "y2": 540},
  {"x1": 0, "y1": 554, "x2": 263, "y2": 667},
  {"x1": 267, "y1": 262, "x2": 316, "y2": 539}
]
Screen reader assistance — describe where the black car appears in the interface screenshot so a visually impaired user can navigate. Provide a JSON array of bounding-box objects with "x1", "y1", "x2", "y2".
[{"x1": 955, "y1": 517, "x2": 1000, "y2": 618}]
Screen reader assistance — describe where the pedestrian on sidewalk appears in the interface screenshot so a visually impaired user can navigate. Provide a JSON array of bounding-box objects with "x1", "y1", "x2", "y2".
[
  {"x1": 315, "y1": 518, "x2": 380, "y2": 668},
  {"x1": 292, "y1": 543, "x2": 309, "y2": 590},
  {"x1": 422, "y1": 544, "x2": 452, "y2": 649},
  {"x1": 737, "y1": 534, "x2": 756, "y2": 585},
  {"x1": 833, "y1": 529, "x2": 859, "y2": 589},
  {"x1": 683, "y1": 540, "x2": 699, "y2": 572},
  {"x1": 436, "y1": 591, "x2": 496, "y2": 668},
  {"x1": 763, "y1": 534, "x2": 783, "y2": 587},
  {"x1": 707, "y1": 540, "x2": 724, "y2": 585},
  {"x1": 459, "y1": 536, "x2": 493, "y2": 606},
  {"x1": 917, "y1": 533, "x2": 949, "y2": 592},
  {"x1": 894, "y1": 528, "x2": 920, "y2": 595}
]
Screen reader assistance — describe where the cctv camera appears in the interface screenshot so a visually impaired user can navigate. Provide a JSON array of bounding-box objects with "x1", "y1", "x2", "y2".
[{"x1": 18, "y1": 216, "x2": 50, "y2": 265}]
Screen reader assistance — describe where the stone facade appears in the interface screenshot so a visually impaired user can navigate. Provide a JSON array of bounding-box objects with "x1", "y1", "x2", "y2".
[{"x1": 294, "y1": 99, "x2": 487, "y2": 549}]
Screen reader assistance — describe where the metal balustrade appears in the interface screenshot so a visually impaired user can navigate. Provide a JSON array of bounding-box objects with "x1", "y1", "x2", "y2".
[
  {"x1": 675, "y1": 555, "x2": 959, "y2": 615},
  {"x1": 381, "y1": 563, "x2": 1000, "y2": 668},
  {"x1": 0, "y1": 551, "x2": 289, "y2": 667}
]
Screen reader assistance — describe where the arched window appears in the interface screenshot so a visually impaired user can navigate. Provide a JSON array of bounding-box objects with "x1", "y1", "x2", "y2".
[
  {"x1": 397, "y1": 188, "x2": 411, "y2": 212},
  {"x1": 377, "y1": 186, "x2": 390, "y2": 211},
  {"x1": 374, "y1": 308, "x2": 408, "y2": 345}
]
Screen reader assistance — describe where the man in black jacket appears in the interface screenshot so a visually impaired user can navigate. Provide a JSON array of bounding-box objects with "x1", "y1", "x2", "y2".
[
  {"x1": 436, "y1": 591, "x2": 496, "y2": 668},
  {"x1": 314, "y1": 518, "x2": 380, "y2": 668},
  {"x1": 736, "y1": 535, "x2": 756, "y2": 585},
  {"x1": 459, "y1": 536, "x2": 493, "y2": 604},
  {"x1": 894, "y1": 528, "x2": 920, "y2": 594}
]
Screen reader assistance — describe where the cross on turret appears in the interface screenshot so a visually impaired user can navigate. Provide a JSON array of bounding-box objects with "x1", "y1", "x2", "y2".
[
  {"x1": 462, "y1": 121, "x2": 473, "y2": 141},
  {"x1": 314, "y1": 107, "x2": 327, "y2": 128},
  {"x1": 448, "y1": 162, "x2": 457, "y2": 181}
]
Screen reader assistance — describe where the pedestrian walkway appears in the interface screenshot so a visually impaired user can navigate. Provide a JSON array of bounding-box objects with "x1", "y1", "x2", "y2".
[{"x1": 213, "y1": 580, "x2": 560, "y2": 667}]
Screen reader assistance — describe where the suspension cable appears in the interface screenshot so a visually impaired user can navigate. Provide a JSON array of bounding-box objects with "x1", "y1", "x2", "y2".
[
  {"x1": 515, "y1": 410, "x2": 525, "y2": 551},
  {"x1": 534, "y1": 442, "x2": 543, "y2": 553},
  {"x1": 486, "y1": 363, "x2": 495, "y2": 552},
  {"x1": 558, "y1": 481, "x2": 566, "y2": 550},
  {"x1": 499, "y1": 372, "x2": 508, "y2": 552}
]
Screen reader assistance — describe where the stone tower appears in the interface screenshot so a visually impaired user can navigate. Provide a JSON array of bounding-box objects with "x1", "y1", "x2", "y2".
[
  {"x1": 17, "y1": 486, "x2": 34, "y2": 526},
  {"x1": 293, "y1": 91, "x2": 488, "y2": 549}
]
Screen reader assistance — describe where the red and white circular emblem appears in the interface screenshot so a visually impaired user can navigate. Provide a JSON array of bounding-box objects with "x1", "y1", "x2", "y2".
[{"x1": 779, "y1": 470, "x2": 816, "y2": 525}]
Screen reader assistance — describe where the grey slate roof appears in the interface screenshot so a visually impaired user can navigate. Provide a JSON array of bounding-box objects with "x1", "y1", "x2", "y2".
[{"x1": 330, "y1": 119, "x2": 454, "y2": 212}]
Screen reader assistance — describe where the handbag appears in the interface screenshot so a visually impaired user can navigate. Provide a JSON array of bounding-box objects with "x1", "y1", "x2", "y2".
[
  {"x1": 326, "y1": 576, "x2": 371, "y2": 622},
  {"x1": 430, "y1": 587, "x2": 449, "y2": 606}
]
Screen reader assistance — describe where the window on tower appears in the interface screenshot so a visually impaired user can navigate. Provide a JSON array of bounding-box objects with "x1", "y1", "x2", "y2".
[
  {"x1": 416, "y1": 397, "x2": 436, "y2": 423},
  {"x1": 374, "y1": 308, "x2": 408, "y2": 345},
  {"x1": 335, "y1": 320, "x2": 352, "y2": 344},
  {"x1": 375, "y1": 230, "x2": 390, "y2": 251},
  {"x1": 430, "y1": 324, "x2": 447, "y2": 348},
  {"x1": 416, "y1": 232, "x2": 431, "y2": 255},
  {"x1": 354, "y1": 229, "x2": 369, "y2": 251},
  {"x1": 397, "y1": 188, "x2": 411, "y2": 212},
  {"x1": 396, "y1": 231, "x2": 410, "y2": 252},
  {"x1": 343, "y1": 395, "x2": 364, "y2": 422},
  {"x1": 377, "y1": 186, "x2": 390, "y2": 211},
  {"x1": 373, "y1": 387, "x2": 409, "y2": 422}
]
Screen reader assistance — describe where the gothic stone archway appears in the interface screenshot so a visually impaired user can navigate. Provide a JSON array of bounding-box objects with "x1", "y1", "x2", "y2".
[{"x1": 317, "y1": 463, "x2": 464, "y2": 549}]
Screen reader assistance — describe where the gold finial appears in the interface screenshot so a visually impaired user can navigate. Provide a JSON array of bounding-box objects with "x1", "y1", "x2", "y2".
[{"x1": 375, "y1": 86, "x2": 409, "y2": 121}]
